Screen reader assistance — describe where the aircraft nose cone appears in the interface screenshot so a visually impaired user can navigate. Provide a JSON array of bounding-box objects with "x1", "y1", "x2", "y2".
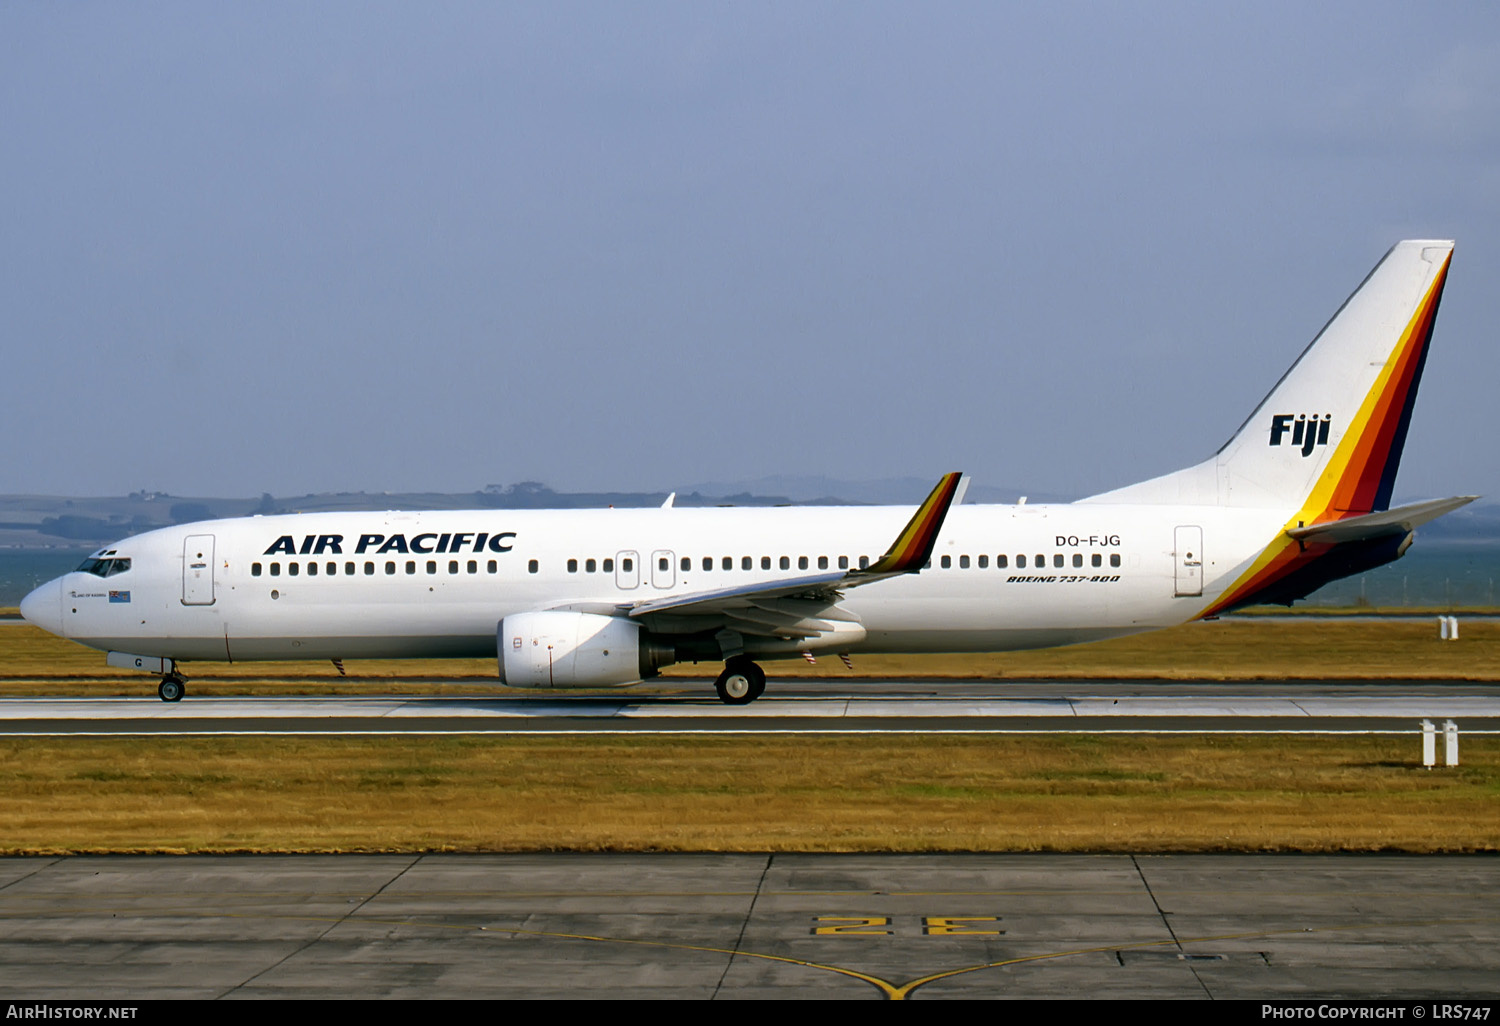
[{"x1": 19, "y1": 579, "x2": 64, "y2": 638}]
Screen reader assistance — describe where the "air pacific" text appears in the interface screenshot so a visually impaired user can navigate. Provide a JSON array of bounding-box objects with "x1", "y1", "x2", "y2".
[{"x1": 262, "y1": 532, "x2": 517, "y2": 556}]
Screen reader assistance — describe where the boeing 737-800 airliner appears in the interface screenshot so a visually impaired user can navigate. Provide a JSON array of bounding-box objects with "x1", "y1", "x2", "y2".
[{"x1": 21, "y1": 240, "x2": 1475, "y2": 703}]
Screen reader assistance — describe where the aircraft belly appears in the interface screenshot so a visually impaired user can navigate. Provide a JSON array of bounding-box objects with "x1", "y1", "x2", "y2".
[
  {"x1": 224, "y1": 635, "x2": 495, "y2": 660},
  {"x1": 75, "y1": 633, "x2": 495, "y2": 661},
  {"x1": 859, "y1": 626, "x2": 1151, "y2": 653}
]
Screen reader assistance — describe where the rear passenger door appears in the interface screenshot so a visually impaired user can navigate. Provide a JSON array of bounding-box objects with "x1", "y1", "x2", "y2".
[{"x1": 1174, "y1": 526, "x2": 1203, "y2": 597}]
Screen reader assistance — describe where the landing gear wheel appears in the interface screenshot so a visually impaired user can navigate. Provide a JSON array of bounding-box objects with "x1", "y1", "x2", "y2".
[
  {"x1": 714, "y1": 658, "x2": 765, "y2": 705},
  {"x1": 158, "y1": 676, "x2": 185, "y2": 702}
]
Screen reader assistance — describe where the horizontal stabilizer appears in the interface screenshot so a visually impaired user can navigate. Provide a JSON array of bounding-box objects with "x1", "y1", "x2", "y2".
[{"x1": 1286, "y1": 496, "x2": 1478, "y2": 545}]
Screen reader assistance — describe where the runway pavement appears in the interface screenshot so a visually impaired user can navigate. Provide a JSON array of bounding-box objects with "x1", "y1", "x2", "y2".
[
  {"x1": 1, "y1": 852, "x2": 1497, "y2": 999},
  {"x1": 3, "y1": 680, "x2": 1499, "y2": 734}
]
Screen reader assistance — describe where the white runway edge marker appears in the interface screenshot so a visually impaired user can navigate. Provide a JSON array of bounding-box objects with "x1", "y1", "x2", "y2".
[{"x1": 1422, "y1": 718, "x2": 1462, "y2": 768}]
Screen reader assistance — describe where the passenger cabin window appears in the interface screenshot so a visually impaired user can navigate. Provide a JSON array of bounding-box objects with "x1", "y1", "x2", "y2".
[
  {"x1": 270, "y1": 563, "x2": 281, "y2": 577},
  {"x1": 587, "y1": 558, "x2": 597, "y2": 572},
  {"x1": 702, "y1": 556, "x2": 712, "y2": 571},
  {"x1": 487, "y1": 560, "x2": 497, "y2": 573},
  {"x1": 817, "y1": 556, "x2": 828, "y2": 570},
  {"x1": 996, "y1": 555, "x2": 1007, "y2": 568},
  {"x1": 603, "y1": 558, "x2": 614, "y2": 572},
  {"x1": 622, "y1": 557, "x2": 633, "y2": 572},
  {"x1": 449, "y1": 560, "x2": 459, "y2": 574},
  {"x1": 1092, "y1": 554, "x2": 1102, "y2": 567},
  {"x1": 427, "y1": 560, "x2": 437, "y2": 574},
  {"x1": 251, "y1": 563, "x2": 262, "y2": 577},
  {"x1": 941, "y1": 555, "x2": 951, "y2": 569},
  {"x1": 1053, "y1": 554, "x2": 1064, "y2": 568},
  {"x1": 960, "y1": 555, "x2": 970, "y2": 569},
  {"x1": 798, "y1": 556, "x2": 808, "y2": 570},
  {"x1": 1017, "y1": 555, "x2": 1026, "y2": 568},
  {"x1": 780, "y1": 556, "x2": 790, "y2": 570},
  {"x1": 364, "y1": 562, "x2": 375, "y2": 575},
  {"x1": 345, "y1": 562, "x2": 355, "y2": 575},
  {"x1": 568, "y1": 559, "x2": 579, "y2": 573},
  {"x1": 528, "y1": 560, "x2": 539, "y2": 573},
  {"x1": 405, "y1": 560, "x2": 416, "y2": 575},
  {"x1": 288, "y1": 562, "x2": 299, "y2": 576},
  {"x1": 1073, "y1": 554, "x2": 1083, "y2": 568},
  {"x1": 468, "y1": 560, "x2": 477, "y2": 574},
  {"x1": 722, "y1": 556, "x2": 732, "y2": 571},
  {"x1": 327, "y1": 562, "x2": 337, "y2": 575},
  {"x1": 386, "y1": 562, "x2": 396, "y2": 575},
  {"x1": 307, "y1": 562, "x2": 317, "y2": 576},
  {"x1": 859, "y1": 556, "x2": 869, "y2": 570},
  {"x1": 838, "y1": 556, "x2": 849, "y2": 570},
  {"x1": 1110, "y1": 554, "x2": 1121, "y2": 568},
  {"x1": 680, "y1": 557, "x2": 690, "y2": 572},
  {"x1": 762, "y1": 556, "x2": 771, "y2": 570},
  {"x1": 741, "y1": 556, "x2": 752, "y2": 570},
  {"x1": 978, "y1": 555, "x2": 988, "y2": 568}
]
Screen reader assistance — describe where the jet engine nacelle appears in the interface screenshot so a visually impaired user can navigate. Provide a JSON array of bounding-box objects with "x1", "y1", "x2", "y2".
[{"x1": 498, "y1": 611, "x2": 670, "y2": 687}]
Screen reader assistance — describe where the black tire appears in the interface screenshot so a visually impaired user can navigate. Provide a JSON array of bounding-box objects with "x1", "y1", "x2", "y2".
[
  {"x1": 714, "y1": 659, "x2": 765, "y2": 705},
  {"x1": 158, "y1": 677, "x2": 185, "y2": 702}
]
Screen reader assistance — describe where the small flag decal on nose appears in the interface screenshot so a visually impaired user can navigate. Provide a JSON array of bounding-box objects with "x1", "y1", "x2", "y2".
[{"x1": 108, "y1": 591, "x2": 130, "y2": 603}]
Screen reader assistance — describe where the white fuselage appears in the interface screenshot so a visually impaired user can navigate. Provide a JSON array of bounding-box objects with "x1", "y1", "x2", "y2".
[{"x1": 29, "y1": 501, "x2": 1289, "y2": 665}]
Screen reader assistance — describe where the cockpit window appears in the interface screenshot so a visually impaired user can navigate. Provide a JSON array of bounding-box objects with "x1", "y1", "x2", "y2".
[{"x1": 75, "y1": 557, "x2": 131, "y2": 578}]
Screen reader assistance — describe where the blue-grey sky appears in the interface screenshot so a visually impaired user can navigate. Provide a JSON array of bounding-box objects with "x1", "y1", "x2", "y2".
[{"x1": 3, "y1": 2, "x2": 1497, "y2": 502}]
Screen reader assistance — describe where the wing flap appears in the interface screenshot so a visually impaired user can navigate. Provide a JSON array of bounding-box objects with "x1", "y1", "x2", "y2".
[
  {"x1": 627, "y1": 571, "x2": 848, "y2": 619},
  {"x1": 722, "y1": 615, "x2": 820, "y2": 640}
]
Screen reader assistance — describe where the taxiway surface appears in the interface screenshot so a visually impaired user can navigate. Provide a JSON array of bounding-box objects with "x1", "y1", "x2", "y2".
[
  {"x1": 2, "y1": 853, "x2": 1496, "y2": 999},
  {"x1": 3, "y1": 680, "x2": 1499, "y2": 734}
]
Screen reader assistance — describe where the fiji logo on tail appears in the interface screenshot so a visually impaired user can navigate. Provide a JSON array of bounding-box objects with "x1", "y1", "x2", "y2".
[{"x1": 1269, "y1": 414, "x2": 1331, "y2": 457}]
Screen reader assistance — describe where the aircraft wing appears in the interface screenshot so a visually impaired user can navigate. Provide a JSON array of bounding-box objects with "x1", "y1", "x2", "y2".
[
  {"x1": 1286, "y1": 496, "x2": 1478, "y2": 545},
  {"x1": 622, "y1": 472, "x2": 963, "y2": 638}
]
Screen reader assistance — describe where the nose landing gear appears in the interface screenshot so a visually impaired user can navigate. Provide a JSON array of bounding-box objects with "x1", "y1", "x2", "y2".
[
  {"x1": 157, "y1": 674, "x2": 187, "y2": 702},
  {"x1": 714, "y1": 657, "x2": 765, "y2": 705}
]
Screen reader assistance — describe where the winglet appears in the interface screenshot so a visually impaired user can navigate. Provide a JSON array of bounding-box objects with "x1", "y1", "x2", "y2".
[{"x1": 865, "y1": 472, "x2": 963, "y2": 575}]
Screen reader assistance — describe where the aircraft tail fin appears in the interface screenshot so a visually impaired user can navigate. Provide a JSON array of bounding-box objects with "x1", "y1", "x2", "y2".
[{"x1": 1081, "y1": 240, "x2": 1454, "y2": 513}]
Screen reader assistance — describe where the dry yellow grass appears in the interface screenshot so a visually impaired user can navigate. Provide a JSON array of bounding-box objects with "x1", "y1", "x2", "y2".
[
  {"x1": 4, "y1": 619, "x2": 1496, "y2": 855},
  {"x1": 671, "y1": 618, "x2": 1500, "y2": 681},
  {"x1": 0, "y1": 617, "x2": 1496, "y2": 696},
  {"x1": 2, "y1": 735, "x2": 1495, "y2": 854}
]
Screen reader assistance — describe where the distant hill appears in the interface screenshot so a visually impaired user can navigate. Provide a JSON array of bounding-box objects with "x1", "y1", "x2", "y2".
[
  {"x1": 681, "y1": 474, "x2": 1071, "y2": 506},
  {"x1": 0, "y1": 484, "x2": 796, "y2": 548},
  {"x1": 1412, "y1": 498, "x2": 1500, "y2": 542},
  {"x1": 1, "y1": 483, "x2": 1493, "y2": 549}
]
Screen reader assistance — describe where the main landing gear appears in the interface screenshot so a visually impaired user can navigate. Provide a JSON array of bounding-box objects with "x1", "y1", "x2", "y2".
[
  {"x1": 157, "y1": 673, "x2": 187, "y2": 703},
  {"x1": 714, "y1": 657, "x2": 765, "y2": 705}
]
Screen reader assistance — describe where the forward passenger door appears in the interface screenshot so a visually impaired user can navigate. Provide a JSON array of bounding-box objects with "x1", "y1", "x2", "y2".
[{"x1": 182, "y1": 535, "x2": 216, "y2": 605}]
